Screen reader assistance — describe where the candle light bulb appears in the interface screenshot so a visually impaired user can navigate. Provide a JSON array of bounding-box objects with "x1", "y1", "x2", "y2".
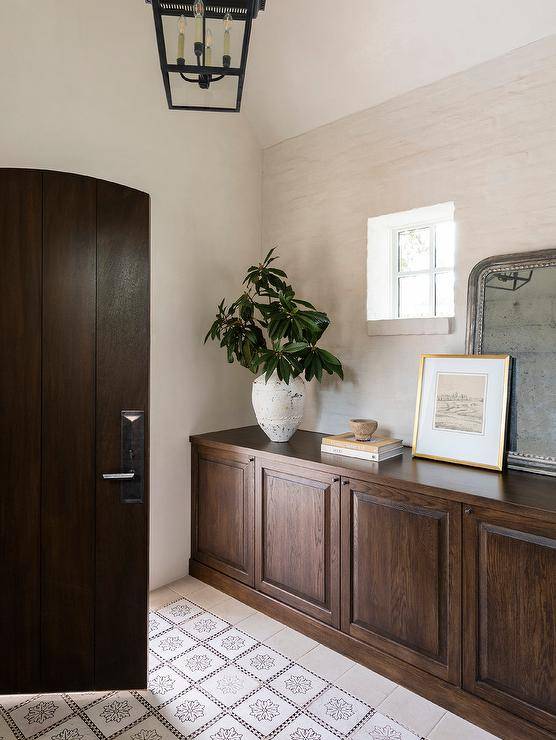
[
  {"x1": 177, "y1": 14, "x2": 186, "y2": 62},
  {"x1": 194, "y1": 1, "x2": 204, "y2": 45},
  {"x1": 223, "y1": 12, "x2": 232, "y2": 65},
  {"x1": 205, "y1": 28, "x2": 213, "y2": 66}
]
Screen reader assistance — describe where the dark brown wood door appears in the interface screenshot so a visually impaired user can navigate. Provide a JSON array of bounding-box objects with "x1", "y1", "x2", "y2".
[
  {"x1": 0, "y1": 169, "x2": 150, "y2": 693},
  {"x1": 341, "y1": 478, "x2": 461, "y2": 684},
  {"x1": 463, "y1": 505, "x2": 556, "y2": 734},
  {"x1": 255, "y1": 459, "x2": 340, "y2": 626},
  {"x1": 192, "y1": 444, "x2": 255, "y2": 585}
]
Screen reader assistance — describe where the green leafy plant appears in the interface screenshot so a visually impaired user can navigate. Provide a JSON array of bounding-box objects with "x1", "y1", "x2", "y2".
[{"x1": 205, "y1": 248, "x2": 344, "y2": 384}]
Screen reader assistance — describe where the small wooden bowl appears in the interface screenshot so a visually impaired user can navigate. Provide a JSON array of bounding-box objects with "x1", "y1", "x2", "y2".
[{"x1": 349, "y1": 418, "x2": 378, "y2": 441}]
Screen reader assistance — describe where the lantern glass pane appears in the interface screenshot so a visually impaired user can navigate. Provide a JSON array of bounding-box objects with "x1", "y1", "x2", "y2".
[{"x1": 169, "y1": 71, "x2": 239, "y2": 110}]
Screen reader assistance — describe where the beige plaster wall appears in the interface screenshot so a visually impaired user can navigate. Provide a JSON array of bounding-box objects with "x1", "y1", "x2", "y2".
[{"x1": 262, "y1": 36, "x2": 556, "y2": 443}]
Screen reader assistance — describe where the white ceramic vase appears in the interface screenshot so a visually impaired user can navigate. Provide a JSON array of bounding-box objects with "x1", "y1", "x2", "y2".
[{"x1": 252, "y1": 372, "x2": 305, "y2": 442}]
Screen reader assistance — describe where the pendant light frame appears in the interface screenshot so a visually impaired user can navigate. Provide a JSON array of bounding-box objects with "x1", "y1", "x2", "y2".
[{"x1": 148, "y1": 0, "x2": 266, "y2": 112}]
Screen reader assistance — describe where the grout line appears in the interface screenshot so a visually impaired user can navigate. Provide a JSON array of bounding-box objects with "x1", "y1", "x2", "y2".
[{"x1": 425, "y1": 710, "x2": 448, "y2": 737}]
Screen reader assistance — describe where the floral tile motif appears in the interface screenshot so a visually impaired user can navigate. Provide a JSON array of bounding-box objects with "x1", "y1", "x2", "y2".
[
  {"x1": 273, "y1": 714, "x2": 340, "y2": 740},
  {"x1": 234, "y1": 645, "x2": 291, "y2": 681},
  {"x1": 159, "y1": 687, "x2": 222, "y2": 736},
  {"x1": 157, "y1": 599, "x2": 204, "y2": 625},
  {"x1": 182, "y1": 615, "x2": 230, "y2": 641},
  {"x1": 195, "y1": 714, "x2": 260, "y2": 740},
  {"x1": 350, "y1": 713, "x2": 420, "y2": 740},
  {"x1": 34, "y1": 714, "x2": 94, "y2": 740},
  {"x1": 232, "y1": 687, "x2": 297, "y2": 735},
  {"x1": 9, "y1": 696, "x2": 73, "y2": 738},
  {"x1": 150, "y1": 627, "x2": 197, "y2": 659},
  {"x1": 149, "y1": 613, "x2": 173, "y2": 638},
  {"x1": 117, "y1": 715, "x2": 177, "y2": 740},
  {"x1": 270, "y1": 667, "x2": 328, "y2": 706},
  {"x1": 171, "y1": 645, "x2": 227, "y2": 681},
  {"x1": 144, "y1": 666, "x2": 190, "y2": 707},
  {"x1": 207, "y1": 628, "x2": 258, "y2": 659},
  {"x1": 307, "y1": 687, "x2": 370, "y2": 735},
  {"x1": 85, "y1": 692, "x2": 148, "y2": 737},
  {"x1": 200, "y1": 667, "x2": 260, "y2": 707}
]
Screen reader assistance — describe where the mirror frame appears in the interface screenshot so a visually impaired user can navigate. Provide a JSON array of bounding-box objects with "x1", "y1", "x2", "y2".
[{"x1": 466, "y1": 248, "x2": 556, "y2": 476}]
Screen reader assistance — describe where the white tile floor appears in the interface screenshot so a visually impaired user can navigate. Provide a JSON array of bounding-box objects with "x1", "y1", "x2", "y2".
[{"x1": 0, "y1": 577, "x2": 501, "y2": 740}]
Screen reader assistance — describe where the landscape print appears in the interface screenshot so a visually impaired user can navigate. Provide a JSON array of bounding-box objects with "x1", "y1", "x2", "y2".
[{"x1": 433, "y1": 372, "x2": 487, "y2": 435}]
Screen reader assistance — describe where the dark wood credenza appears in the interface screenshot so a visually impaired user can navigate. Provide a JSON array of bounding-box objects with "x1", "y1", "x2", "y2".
[{"x1": 189, "y1": 427, "x2": 556, "y2": 740}]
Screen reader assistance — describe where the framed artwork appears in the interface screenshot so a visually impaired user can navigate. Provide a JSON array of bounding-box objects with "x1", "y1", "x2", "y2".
[{"x1": 412, "y1": 354, "x2": 511, "y2": 471}]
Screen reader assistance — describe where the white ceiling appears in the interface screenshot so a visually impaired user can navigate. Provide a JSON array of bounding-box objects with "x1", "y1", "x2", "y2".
[{"x1": 243, "y1": 0, "x2": 556, "y2": 148}]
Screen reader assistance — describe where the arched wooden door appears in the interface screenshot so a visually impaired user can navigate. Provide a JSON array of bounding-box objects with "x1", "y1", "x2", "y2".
[{"x1": 0, "y1": 169, "x2": 150, "y2": 692}]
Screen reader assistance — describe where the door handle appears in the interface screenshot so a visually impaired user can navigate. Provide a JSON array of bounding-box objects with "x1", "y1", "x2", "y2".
[{"x1": 102, "y1": 472, "x2": 136, "y2": 480}]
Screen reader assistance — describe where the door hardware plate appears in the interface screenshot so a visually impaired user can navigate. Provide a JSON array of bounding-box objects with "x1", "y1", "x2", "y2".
[{"x1": 121, "y1": 411, "x2": 145, "y2": 504}]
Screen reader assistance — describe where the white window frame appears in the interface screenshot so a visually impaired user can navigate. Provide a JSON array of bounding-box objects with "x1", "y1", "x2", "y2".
[{"x1": 391, "y1": 219, "x2": 454, "y2": 319}]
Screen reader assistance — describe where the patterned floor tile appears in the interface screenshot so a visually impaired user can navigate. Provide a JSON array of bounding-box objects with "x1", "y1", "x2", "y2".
[
  {"x1": 200, "y1": 667, "x2": 260, "y2": 707},
  {"x1": 0, "y1": 713, "x2": 16, "y2": 740},
  {"x1": 234, "y1": 645, "x2": 291, "y2": 681},
  {"x1": 207, "y1": 628, "x2": 259, "y2": 659},
  {"x1": 0, "y1": 593, "x2": 491, "y2": 740},
  {"x1": 66, "y1": 692, "x2": 112, "y2": 710},
  {"x1": 85, "y1": 692, "x2": 148, "y2": 737},
  {"x1": 232, "y1": 687, "x2": 297, "y2": 734},
  {"x1": 171, "y1": 646, "x2": 227, "y2": 681},
  {"x1": 149, "y1": 613, "x2": 173, "y2": 639},
  {"x1": 150, "y1": 628, "x2": 197, "y2": 660},
  {"x1": 159, "y1": 687, "x2": 222, "y2": 736},
  {"x1": 117, "y1": 715, "x2": 177, "y2": 739},
  {"x1": 9, "y1": 696, "x2": 73, "y2": 738},
  {"x1": 145, "y1": 666, "x2": 190, "y2": 707},
  {"x1": 195, "y1": 714, "x2": 259, "y2": 740},
  {"x1": 307, "y1": 687, "x2": 371, "y2": 735},
  {"x1": 270, "y1": 667, "x2": 328, "y2": 706},
  {"x1": 156, "y1": 599, "x2": 204, "y2": 625},
  {"x1": 149, "y1": 651, "x2": 164, "y2": 673},
  {"x1": 351, "y1": 712, "x2": 420, "y2": 740},
  {"x1": 34, "y1": 714, "x2": 95, "y2": 740},
  {"x1": 182, "y1": 615, "x2": 230, "y2": 641},
  {"x1": 273, "y1": 714, "x2": 340, "y2": 740}
]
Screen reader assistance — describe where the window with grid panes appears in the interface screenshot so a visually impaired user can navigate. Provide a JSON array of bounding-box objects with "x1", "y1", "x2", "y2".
[{"x1": 392, "y1": 220, "x2": 455, "y2": 319}]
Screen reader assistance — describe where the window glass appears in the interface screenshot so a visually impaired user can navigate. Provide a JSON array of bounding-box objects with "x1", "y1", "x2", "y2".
[
  {"x1": 398, "y1": 228, "x2": 430, "y2": 272},
  {"x1": 435, "y1": 271, "x2": 455, "y2": 317},
  {"x1": 398, "y1": 274, "x2": 430, "y2": 318}
]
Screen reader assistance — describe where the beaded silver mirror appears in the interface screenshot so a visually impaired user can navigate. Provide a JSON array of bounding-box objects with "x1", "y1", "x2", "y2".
[{"x1": 466, "y1": 248, "x2": 556, "y2": 476}]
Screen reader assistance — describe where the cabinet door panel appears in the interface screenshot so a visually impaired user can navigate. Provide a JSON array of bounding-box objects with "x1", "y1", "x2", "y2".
[
  {"x1": 192, "y1": 445, "x2": 254, "y2": 585},
  {"x1": 255, "y1": 461, "x2": 340, "y2": 626},
  {"x1": 463, "y1": 507, "x2": 556, "y2": 733},
  {"x1": 341, "y1": 479, "x2": 461, "y2": 684}
]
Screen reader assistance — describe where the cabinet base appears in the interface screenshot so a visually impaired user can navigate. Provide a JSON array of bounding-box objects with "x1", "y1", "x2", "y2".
[{"x1": 189, "y1": 559, "x2": 552, "y2": 740}]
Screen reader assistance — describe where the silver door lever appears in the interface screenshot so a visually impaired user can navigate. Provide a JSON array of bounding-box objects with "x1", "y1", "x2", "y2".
[{"x1": 102, "y1": 472, "x2": 136, "y2": 480}]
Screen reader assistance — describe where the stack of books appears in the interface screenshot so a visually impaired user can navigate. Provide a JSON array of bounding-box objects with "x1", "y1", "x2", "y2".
[{"x1": 321, "y1": 433, "x2": 403, "y2": 462}]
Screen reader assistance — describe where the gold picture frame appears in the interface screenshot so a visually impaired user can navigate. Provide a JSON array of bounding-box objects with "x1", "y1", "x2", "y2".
[{"x1": 412, "y1": 354, "x2": 511, "y2": 471}]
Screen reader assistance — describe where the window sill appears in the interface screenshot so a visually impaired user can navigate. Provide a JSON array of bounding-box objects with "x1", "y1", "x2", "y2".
[{"x1": 367, "y1": 316, "x2": 454, "y2": 337}]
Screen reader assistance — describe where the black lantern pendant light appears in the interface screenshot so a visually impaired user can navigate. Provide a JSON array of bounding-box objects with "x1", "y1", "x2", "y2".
[{"x1": 148, "y1": 0, "x2": 267, "y2": 112}]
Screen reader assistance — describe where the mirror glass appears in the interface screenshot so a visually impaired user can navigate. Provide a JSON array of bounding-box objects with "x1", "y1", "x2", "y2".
[{"x1": 481, "y1": 264, "x2": 556, "y2": 467}]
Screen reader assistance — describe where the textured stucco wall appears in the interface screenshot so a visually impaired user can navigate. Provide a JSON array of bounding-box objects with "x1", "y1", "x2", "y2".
[{"x1": 262, "y1": 36, "x2": 556, "y2": 443}]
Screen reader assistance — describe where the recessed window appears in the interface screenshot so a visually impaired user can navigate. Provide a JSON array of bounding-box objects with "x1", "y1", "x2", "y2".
[{"x1": 367, "y1": 202, "x2": 455, "y2": 326}]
